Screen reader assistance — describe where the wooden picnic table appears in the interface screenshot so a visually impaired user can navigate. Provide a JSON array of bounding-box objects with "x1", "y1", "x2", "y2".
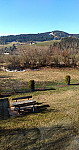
[
  {"x1": 12, "y1": 96, "x2": 36, "y2": 113},
  {"x1": 12, "y1": 95, "x2": 50, "y2": 114}
]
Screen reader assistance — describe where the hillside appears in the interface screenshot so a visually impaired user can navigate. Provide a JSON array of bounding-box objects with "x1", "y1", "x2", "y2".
[{"x1": 0, "y1": 30, "x2": 79, "y2": 45}]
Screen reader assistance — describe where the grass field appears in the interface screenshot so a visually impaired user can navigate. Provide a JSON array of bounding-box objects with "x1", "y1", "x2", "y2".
[
  {"x1": 0, "y1": 68, "x2": 79, "y2": 150},
  {"x1": 0, "y1": 40, "x2": 59, "y2": 48},
  {"x1": 0, "y1": 42, "x2": 24, "y2": 49},
  {"x1": 35, "y1": 40, "x2": 60, "y2": 46}
]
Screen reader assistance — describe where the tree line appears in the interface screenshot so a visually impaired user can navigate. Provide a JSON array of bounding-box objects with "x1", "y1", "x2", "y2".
[
  {"x1": 0, "y1": 30, "x2": 79, "y2": 44},
  {"x1": 0, "y1": 37, "x2": 79, "y2": 70}
]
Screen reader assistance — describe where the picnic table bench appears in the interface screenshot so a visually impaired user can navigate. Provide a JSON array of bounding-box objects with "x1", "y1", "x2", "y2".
[
  {"x1": 12, "y1": 96, "x2": 36, "y2": 113},
  {"x1": 12, "y1": 95, "x2": 50, "y2": 114}
]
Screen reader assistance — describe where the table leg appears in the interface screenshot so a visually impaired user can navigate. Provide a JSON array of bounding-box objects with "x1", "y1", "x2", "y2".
[
  {"x1": 18, "y1": 106, "x2": 20, "y2": 114},
  {"x1": 33, "y1": 105, "x2": 35, "y2": 112}
]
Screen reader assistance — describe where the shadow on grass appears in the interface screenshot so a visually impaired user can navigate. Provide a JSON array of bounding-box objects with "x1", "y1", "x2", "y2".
[
  {"x1": 70, "y1": 83, "x2": 79, "y2": 85},
  {"x1": 0, "y1": 94, "x2": 11, "y2": 98},
  {"x1": 19, "y1": 104, "x2": 51, "y2": 116},
  {"x1": 35, "y1": 87, "x2": 56, "y2": 91},
  {"x1": 57, "y1": 83, "x2": 79, "y2": 87},
  {"x1": 14, "y1": 87, "x2": 56, "y2": 94},
  {"x1": 0, "y1": 125, "x2": 78, "y2": 150},
  {"x1": 1, "y1": 80, "x2": 56, "y2": 95},
  {"x1": 0, "y1": 103, "x2": 60, "y2": 121},
  {"x1": 1, "y1": 87, "x2": 56, "y2": 96},
  {"x1": 13, "y1": 105, "x2": 61, "y2": 123},
  {"x1": 0, "y1": 75, "x2": 13, "y2": 79}
]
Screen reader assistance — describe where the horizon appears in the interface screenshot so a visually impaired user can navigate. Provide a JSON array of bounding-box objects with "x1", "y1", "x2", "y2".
[
  {"x1": 0, "y1": 30, "x2": 79, "y2": 37},
  {"x1": 0, "y1": 0, "x2": 79, "y2": 36}
]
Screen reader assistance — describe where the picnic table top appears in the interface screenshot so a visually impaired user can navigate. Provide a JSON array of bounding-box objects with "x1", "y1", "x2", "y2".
[{"x1": 12, "y1": 99, "x2": 36, "y2": 106}]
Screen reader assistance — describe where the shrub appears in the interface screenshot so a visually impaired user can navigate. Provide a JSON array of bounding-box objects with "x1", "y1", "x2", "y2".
[
  {"x1": 29, "y1": 80, "x2": 35, "y2": 91},
  {"x1": 65, "y1": 75, "x2": 71, "y2": 85}
]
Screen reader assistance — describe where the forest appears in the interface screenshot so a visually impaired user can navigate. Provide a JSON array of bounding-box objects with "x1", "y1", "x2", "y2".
[
  {"x1": 0, "y1": 37, "x2": 79, "y2": 70},
  {"x1": 0, "y1": 30, "x2": 79, "y2": 44}
]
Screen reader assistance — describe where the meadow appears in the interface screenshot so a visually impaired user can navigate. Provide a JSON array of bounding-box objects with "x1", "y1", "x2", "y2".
[
  {"x1": 0, "y1": 68, "x2": 79, "y2": 150},
  {"x1": 35, "y1": 40, "x2": 60, "y2": 46}
]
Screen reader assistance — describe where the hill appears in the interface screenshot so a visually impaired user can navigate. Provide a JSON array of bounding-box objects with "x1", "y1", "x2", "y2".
[{"x1": 0, "y1": 30, "x2": 79, "y2": 45}]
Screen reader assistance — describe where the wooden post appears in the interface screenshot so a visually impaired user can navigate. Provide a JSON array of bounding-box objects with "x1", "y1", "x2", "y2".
[
  {"x1": 18, "y1": 106, "x2": 20, "y2": 114},
  {"x1": 0, "y1": 98, "x2": 10, "y2": 119},
  {"x1": 33, "y1": 105, "x2": 35, "y2": 112}
]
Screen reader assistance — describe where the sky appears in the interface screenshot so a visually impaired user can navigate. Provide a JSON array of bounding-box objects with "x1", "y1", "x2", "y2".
[{"x1": 0, "y1": 0, "x2": 79, "y2": 36}]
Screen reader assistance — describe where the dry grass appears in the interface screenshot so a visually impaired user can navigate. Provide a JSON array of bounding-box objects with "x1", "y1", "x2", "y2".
[
  {"x1": 1, "y1": 67, "x2": 79, "y2": 82},
  {"x1": 0, "y1": 67, "x2": 79, "y2": 94},
  {"x1": 0, "y1": 68, "x2": 79, "y2": 149}
]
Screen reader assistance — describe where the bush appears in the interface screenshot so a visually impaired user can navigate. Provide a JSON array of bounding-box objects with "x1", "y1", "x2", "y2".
[
  {"x1": 29, "y1": 80, "x2": 35, "y2": 91},
  {"x1": 65, "y1": 75, "x2": 71, "y2": 85}
]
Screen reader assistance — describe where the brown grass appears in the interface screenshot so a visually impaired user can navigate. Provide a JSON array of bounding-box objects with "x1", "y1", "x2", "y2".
[
  {"x1": 0, "y1": 68, "x2": 79, "y2": 150},
  {"x1": 1, "y1": 67, "x2": 79, "y2": 81}
]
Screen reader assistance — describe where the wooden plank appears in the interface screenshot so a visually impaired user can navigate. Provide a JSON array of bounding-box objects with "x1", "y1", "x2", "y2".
[
  {"x1": 13, "y1": 102, "x2": 36, "y2": 107},
  {"x1": 12, "y1": 96, "x2": 32, "y2": 101},
  {"x1": 12, "y1": 99, "x2": 36, "y2": 107},
  {"x1": 14, "y1": 105, "x2": 36, "y2": 111}
]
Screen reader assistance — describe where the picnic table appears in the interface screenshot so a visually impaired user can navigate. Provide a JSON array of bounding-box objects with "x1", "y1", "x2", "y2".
[
  {"x1": 12, "y1": 96, "x2": 36, "y2": 113},
  {"x1": 12, "y1": 95, "x2": 50, "y2": 114}
]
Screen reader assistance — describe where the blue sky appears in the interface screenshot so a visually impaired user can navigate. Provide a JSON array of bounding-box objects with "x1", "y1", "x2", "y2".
[{"x1": 0, "y1": 0, "x2": 79, "y2": 36}]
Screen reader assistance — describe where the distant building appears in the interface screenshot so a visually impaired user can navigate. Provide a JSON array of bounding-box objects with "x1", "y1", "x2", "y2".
[{"x1": 30, "y1": 42, "x2": 35, "y2": 45}]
